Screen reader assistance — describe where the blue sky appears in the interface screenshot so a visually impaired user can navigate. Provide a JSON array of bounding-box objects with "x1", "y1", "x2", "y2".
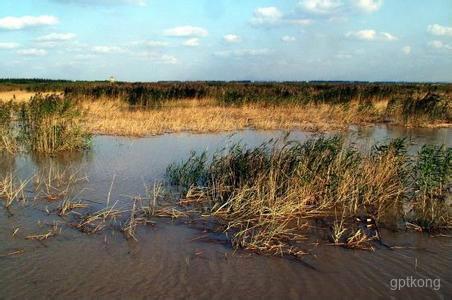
[{"x1": 0, "y1": 0, "x2": 451, "y2": 81}]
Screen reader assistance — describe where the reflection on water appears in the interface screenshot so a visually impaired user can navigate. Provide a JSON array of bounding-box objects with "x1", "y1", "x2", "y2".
[{"x1": 0, "y1": 125, "x2": 451, "y2": 299}]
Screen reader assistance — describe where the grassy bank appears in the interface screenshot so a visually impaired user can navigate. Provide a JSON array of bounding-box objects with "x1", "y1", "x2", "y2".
[
  {"x1": 0, "y1": 80, "x2": 451, "y2": 137},
  {"x1": 167, "y1": 137, "x2": 451, "y2": 256},
  {"x1": 2, "y1": 93, "x2": 450, "y2": 137},
  {"x1": 65, "y1": 81, "x2": 451, "y2": 129}
]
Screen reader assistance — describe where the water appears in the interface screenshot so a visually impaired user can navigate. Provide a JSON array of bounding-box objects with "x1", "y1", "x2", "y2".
[{"x1": 1, "y1": 125, "x2": 451, "y2": 299}]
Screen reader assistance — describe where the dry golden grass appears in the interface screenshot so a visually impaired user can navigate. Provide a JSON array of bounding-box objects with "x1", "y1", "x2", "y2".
[
  {"x1": 81, "y1": 98, "x2": 376, "y2": 136},
  {"x1": 0, "y1": 90, "x2": 61, "y2": 103},
  {"x1": 2, "y1": 91, "x2": 450, "y2": 137}
]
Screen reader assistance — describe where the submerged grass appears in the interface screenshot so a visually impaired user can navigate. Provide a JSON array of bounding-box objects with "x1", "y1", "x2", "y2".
[
  {"x1": 167, "y1": 137, "x2": 451, "y2": 255},
  {"x1": 0, "y1": 172, "x2": 31, "y2": 209}
]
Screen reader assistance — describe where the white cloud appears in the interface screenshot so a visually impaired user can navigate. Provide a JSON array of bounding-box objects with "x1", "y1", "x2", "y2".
[
  {"x1": 402, "y1": 46, "x2": 411, "y2": 55},
  {"x1": 352, "y1": 0, "x2": 383, "y2": 13},
  {"x1": 183, "y1": 38, "x2": 200, "y2": 47},
  {"x1": 347, "y1": 29, "x2": 376, "y2": 40},
  {"x1": 35, "y1": 33, "x2": 76, "y2": 42},
  {"x1": 92, "y1": 46, "x2": 126, "y2": 54},
  {"x1": 214, "y1": 49, "x2": 271, "y2": 58},
  {"x1": 134, "y1": 52, "x2": 177, "y2": 64},
  {"x1": 287, "y1": 19, "x2": 313, "y2": 26},
  {"x1": 251, "y1": 7, "x2": 283, "y2": 25},
  {"x1": 429, "y1": 40, "x2": 442, "y2": 48},
  {"x1": 0, "y1": 15, "x2": 59, "y2": 30},
  {"x1": 224, "y1": 34, "x2": 241, "y2": 43},
  {"x1": 346, "y1": 29, "x2": 397, "y2": 41},
  {"x1": 380, "y1": 32, "x2": 397, "y2": 41},
  {"x1": 281, "y1": 36, "x2": 296, "y2": 42},
  {"x1": 163, "y1": 26, "x2": 208, "y2": 37},
  {"x1": 250, "y1": 7, "x2": 313, "y2": 27},
  {"x1": 51, "y1": 0, "x2": 146, "y2": 6},
  {"x1": 159, "y1": 54, "x2": 178, "y2": 64},
  {"x1": 427, "y1": 24, "x2": 452, "y2": 37},
  {"x1": 428, "y1": 40, "x2": 452, "y2": 50},
  {"x1": 17, "y1": 48, "x2": 48, "y2": 56},
  {"x1": 298, "y1": 0, "x2": 343, "y2": 15},
  {"x1": 74, "y1": 53, "x2": 96, "y2": 60},
  {"x1": 122, "y1": 0, "x2": 146, "y2": 4},
  {"x1": 0, "y1": 42, "x2": 20, "y2": 49},
  {"x1": 144, "y1": 40, "x2": 169, "y2": 47}
]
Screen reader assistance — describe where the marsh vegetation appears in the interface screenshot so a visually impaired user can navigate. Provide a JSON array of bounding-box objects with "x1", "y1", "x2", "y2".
[
  {"x1": 0, "y1": 94, "x2": 91, "y2": 153},
  {"x1": 0, "y1": 129, "x2": 450, "y2": 299},
  {"x1": 166, "y1": 137, "x2": 451, "y2": 255},
  {"x1": 0, "y1": 80, "x2": 450, "y2": 137},
  {"x1": 0, "y1": 80, "x2": 450, "y2": 293}
]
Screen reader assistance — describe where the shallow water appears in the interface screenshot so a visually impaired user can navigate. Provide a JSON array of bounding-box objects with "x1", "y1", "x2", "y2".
[{"x1": 1, "y1": 125, "x2": 451, "y2": 299}]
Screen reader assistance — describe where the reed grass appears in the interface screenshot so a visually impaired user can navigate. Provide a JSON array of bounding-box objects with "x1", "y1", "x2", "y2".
[
  {"x1": 0, "y1": 101, "x2": 17, "y2": 153},
  {"x1": 2, "y1": 90, "x2": 450, "y2": 138},
  {"x1": 409, "y1": 145, "x2": 451, "y2": 230},
  {"x1": 18, "y1": 94, "x2": 91, "y2": 153},
  {"x1": 0, "y1": 172, "x2": 31, "y2": 209},
  {"x1": 57, "y1": 198, "x2": 88, "y2": 216},
  {"x1": 34, "y1": 165, "x2": 88, "y2": 201},
  {"x1": 25, "y1": 222, "x2": 61, "y2": 241},
  {"x1": 77, "y1": 94, "x2": 451, "y2": 136},
  {"x1": 166, "y1": 137, "x2": 451, "y2": 255}
]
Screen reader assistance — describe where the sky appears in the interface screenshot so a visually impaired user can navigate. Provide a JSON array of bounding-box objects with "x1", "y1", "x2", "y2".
[{"x1": 0, "y1": 0, "x2": 451, "y2": 82}]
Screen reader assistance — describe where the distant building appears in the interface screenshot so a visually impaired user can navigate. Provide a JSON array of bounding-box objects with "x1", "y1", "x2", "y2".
[{"x1": 108, "y1": 76, "x2": 116, "y2": 83}]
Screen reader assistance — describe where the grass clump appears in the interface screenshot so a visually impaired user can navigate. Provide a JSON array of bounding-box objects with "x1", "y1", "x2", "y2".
[
  {"x1": 0, "y1": 101, "x2": 17, "y2": 153},
  {"x1": 409, "y1": 145, "x2": 451, "y2": 230},
  {"x1": 19, "y1": 94, "x2": 91, "y2": 153},
  {"x1": 167, "y1": 137, "x2": 451, "y2": 256},
  {"x1": 387, "y1": 92, "x2": 451, "y2": 125}
]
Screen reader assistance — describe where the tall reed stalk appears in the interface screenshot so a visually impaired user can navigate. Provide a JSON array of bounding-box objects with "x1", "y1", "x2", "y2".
[
  {"x1": 19, "y1": 94, "x2": 91, "y2": 153},
  {"x1": 0, "y1": 101, "x2": 16, "y2": 153}
]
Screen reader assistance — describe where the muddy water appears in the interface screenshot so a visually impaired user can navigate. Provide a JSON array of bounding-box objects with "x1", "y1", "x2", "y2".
[{"x1": 0, "y1": 125, "x2": 451, "y2": 300}]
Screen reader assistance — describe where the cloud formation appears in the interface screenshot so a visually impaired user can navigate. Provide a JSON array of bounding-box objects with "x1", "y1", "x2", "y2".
[
  {"x1": 352, "y1": 0, "x2": 383, "y2": 13},
  {"x1": 35, "y1": 33, "x2": 76, "y2": 42},
  {"x1": 0, "y1": 42, "x2": 20, "y2": 49},
  {"x1": 224, "y1": 34, "x2": 241, "y2": 43},
  {"x1": 92, "y1": 46, "x2": 126, "y2": 54},
  {"x1": 17, "y1": 48, "x2": 48, "y2": 56},
  {"x1": 287, "y1": 19, "x2": 313, "y2": 26},
  {"x1": 428, "y1": 40, "x2": 452, "y2": 50},
  {"x1": 427, "y1": 24, "x2": 452, "y2": 37},
  {"x1": 298, "y1": 0, "x2": 343, "y2": 15},
  {"x1": 281, "y1": 36, "x2": 296, "y2": 42},
  {"x1": 214, "y1": 49, "x2": 270, "y2": 58},
  {"x1": 298, "y1": 0, "x2": 383, "y2": 15},
  {"x1": 164, "y1": 26, "x2": 208, "y2": 37},
  {"x1": 183, "y1": 38, "x2": 200, "y2": 47},
  {"x1": 134, "y1": 52, "x2": 177, "y2": 64},
  {"x1": 0, "y1": 15, "x2": 59, "y2": 30},
  {"x1": 51, "y1": 0, "x2": 146, "y2": 6},
  {"x1": 346, "y1": 29, "x2": 397, "y2": 41},
  {"x1": 250, "y1": 7, "x2": 313, "y2": 27},
  {"x1": 143, "y1": 40, "x2": 169, "y2": 47},
  {"x1": 250, "y1": 7, "x2": 283, "y2": 25},
  {"x1": 402, "y1": 46, "x2": 411, "y2": 55}
]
